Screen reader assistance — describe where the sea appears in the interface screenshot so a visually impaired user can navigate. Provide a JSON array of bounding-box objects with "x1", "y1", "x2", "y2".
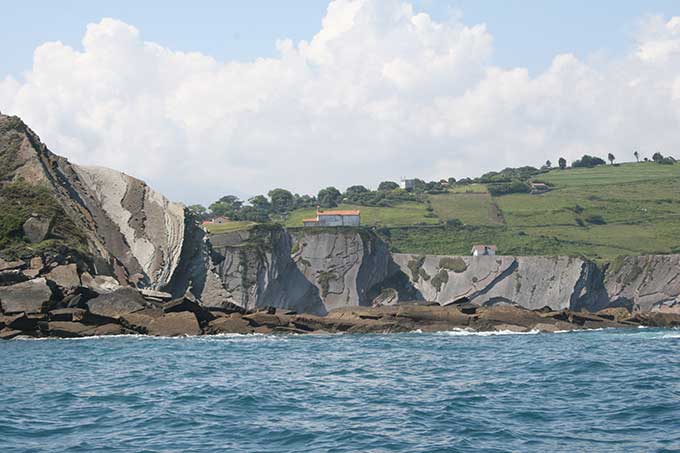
[{"x1": 1, "y1": 328, "x2": 679, "y2": 452}]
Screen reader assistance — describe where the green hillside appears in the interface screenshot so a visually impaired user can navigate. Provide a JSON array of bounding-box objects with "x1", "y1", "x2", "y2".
[{"x1": 285, "y1": 162, "x2": 680, "y2": 259}]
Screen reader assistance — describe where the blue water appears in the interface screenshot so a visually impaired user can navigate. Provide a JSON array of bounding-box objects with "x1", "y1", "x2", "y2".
[{"x1": 1, "y1": 329, "x2": 679, "y2": 452}]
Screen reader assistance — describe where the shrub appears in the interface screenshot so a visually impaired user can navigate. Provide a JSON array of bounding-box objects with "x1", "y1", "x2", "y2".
[
  {"x1": 431, "y1": 269, "x2": 449, "y2": 291},
  {"x1": 439, "y1": 257, "x2": 468, "y2": 273},
  {"x1": 446, "y1": 218, "x2": 463, "y2": 227},
  {"x1": 585, "y1": 214, "x2": 606, "y2": 225},
  {"x1": 487, "y1": 180, "x2": 530, "y2": 196},
  {"x1": 572, "y1": 155, "x2": 606, "y2": 168}
]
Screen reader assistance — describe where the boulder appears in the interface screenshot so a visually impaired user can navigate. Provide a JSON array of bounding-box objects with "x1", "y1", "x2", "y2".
[
  {"x1": 146, "y1": 312, "x2": 201, "y2": 336},
  {"x1": 48, "y1": 308, "x2": 87, "y2": 322},
  {"x1": 1, "y1": 313, "x2": 39, "y2": 331},
  {"x1": 22, "y1": 215, "x2": 52, "y2": 243},
  {"x1": 86, "y1": 287, "x2": 146, "y2": 319},
  {"x1": 476, "y1": 305, "x2": 544, "y2": 328},
  {"x1": 45, "y1": 264, "x2": 81, "y2": 289},
  {"x1": 0, "y1": 278, "x2": 54, "y2": 314},
  {"x1": 162, "y1": 295, "x2": 214, "y2": 324},
  {"x1": 595, "y1": 307, "x2": 632, "y2": 322},
  {"x1": 0, "y1": 258, "x2": 25, "y2": 272},
  {"x1": 87, "y1": 323, "x2": 126, "y2": 336},
  {"x1": 206, "y1": 317, "x2": 254, "y2": 334},
  {"x1": 0, "y1": 270, "x2": 29, "y2": 286},
  {"x1": 140, "y1": 289, "x2": 173, "y2": 302},
  {"x1": 47, "y1": 321, "x2": 92, "y2": 338},
  {"x1": 0, "y1": 328, "x2": 22, "y2": 340},
  {"x1": 120, "y1": 309, "x2": 163, "y2": 334},
  {"x1": 81, "y1": 272, "x2": 121, "y2": 294}
]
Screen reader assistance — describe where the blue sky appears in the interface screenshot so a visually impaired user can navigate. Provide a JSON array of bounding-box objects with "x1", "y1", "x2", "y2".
[
  {"x1": 2, "y1": 0, "x2": 678, "y2": 78},
  {"x1": 1, "y1": 1, "x2": 679, "y2": 203}
]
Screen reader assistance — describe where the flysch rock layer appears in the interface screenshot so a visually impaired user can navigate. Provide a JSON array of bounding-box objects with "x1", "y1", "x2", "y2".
[{"x1": 73, "y1": 165, "x2": 185, "y2": 289}]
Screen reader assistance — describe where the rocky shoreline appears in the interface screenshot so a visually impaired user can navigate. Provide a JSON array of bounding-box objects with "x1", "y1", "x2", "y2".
[{"x1": 2, "y1": 281, "x2": 679, "y2": 340}]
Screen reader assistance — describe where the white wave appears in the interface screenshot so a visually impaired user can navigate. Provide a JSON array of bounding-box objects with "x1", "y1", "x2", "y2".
[{"x1": 435, "y1": 328, "x2": 541, "y2": 337}]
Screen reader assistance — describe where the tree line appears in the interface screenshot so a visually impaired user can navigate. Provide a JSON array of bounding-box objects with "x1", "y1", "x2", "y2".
[{"x1": 189, "y1": 150, "x2": 676, "y2": 221}]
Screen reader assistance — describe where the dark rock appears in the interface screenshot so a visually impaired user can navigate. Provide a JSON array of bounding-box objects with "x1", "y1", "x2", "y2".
[
  {"x1": 0, "y1": 328, "x2": 22, "y2": 340},
  {"x1": 457, "y1": 303, "x2": 479, "y2": 315},
  {"x1": 48, "y1": 308, "x2": 87, "y2": 322},
  {"x1": 0, "y1": 278, "x2": 54, "y2": 314},
  {"x1": 0, "y1": 270, "x2": 29, "y2": 286},
  {"x1": 146, "y1": 312, "x2": 201, "y2": 336},
  {"x1": 596, "y1": 307, "x2": 632, "y2": 322},
  {"x1": 1, "y1": 313, "x2": 39, "y2": 331},
  {"x1": 243, "y1": 312, "x2": 288, "y2": 327},
  {"x1": 0, "y1": 258, "x2": 25, "y2": 272},
  {"x1": 45, "y1": 264, "x2": 80, "y2": 289},
  {"x1": 47, "y1": 321, "x2": 91, "y2": 337},
  {"x1": 23, "y1": 215, "x2": 52, "y2": 244},
  {"x1": 631, "y1": 312, "x2": 680, "y2": 328},
  {"x1": 86, "y1": 287, "x2": 146, "y2": 319},
  {"x1": 120, "y1": 309, "x2": 162, "y2": 334},
  {"x1": 476, "y1": 305, "x2": 544, "y2": 328},
  {"x1": 206, "y1": 317, "x2": 253, "y2": 334},
  {"x1": 162, "y1": 295, "x2": 214, "y2": 324}
]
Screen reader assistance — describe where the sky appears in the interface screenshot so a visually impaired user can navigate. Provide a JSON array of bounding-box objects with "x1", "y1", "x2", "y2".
[{"x1": 1, "y1": 0, "x2": 679, "y2": 205}]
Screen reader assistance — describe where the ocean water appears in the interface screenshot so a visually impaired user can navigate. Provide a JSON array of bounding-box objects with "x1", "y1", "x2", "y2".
[{"x1": 1, "y1": 329, "x2": 679, "y2": 452}]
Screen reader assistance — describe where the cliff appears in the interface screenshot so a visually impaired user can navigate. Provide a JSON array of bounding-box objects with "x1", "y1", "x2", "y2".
[
  {"x1": 2, "y1": 113, "x2": 679, "y2": 320},
  {"x1": 0, "y1": 114, "x2": 191, "y2": 292}
]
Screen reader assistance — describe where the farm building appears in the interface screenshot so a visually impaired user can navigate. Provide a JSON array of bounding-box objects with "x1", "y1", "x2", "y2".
[
  {"x1": 400, "y1": 178, "x2": 416, "y2": 191},
  {"x1": 530, "y1": 182, "x2": 550, "y2": 194},
  {"x1": 303, "y1": 209, "x2": 361, "y2": 227},
  {"x1": 471, "y1": 245, "x2": 497, "y2": 256}
]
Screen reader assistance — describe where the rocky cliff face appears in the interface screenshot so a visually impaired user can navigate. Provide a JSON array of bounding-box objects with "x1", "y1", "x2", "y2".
[
  {"x1": 0, "y1": 114, "x2": 191, "y2": 293},
  {"x1": 604, "y1": 255, "x2": 680, "y2": 313},
  {"x1": 2, "y1": 113, "x2": 679, "y2": 317},
  {"x1": 391, "y1": 254, "x2": 609, "y2": 310}
]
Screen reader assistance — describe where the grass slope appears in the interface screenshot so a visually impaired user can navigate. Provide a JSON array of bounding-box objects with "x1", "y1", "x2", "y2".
[{"x1": 287, "y1": 162, "x2": 680, "y2": 258}]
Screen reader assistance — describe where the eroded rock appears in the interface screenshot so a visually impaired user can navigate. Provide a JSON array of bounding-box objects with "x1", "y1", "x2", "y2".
[
  {"x1": 0, "y1": 278, "x2": 53, "y2": 314},
  {"x1": 86, "y1": 287, "x2": 146, "y2": 319}
]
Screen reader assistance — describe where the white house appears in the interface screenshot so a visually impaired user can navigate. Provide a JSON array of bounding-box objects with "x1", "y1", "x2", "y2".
[
  {"x1": 303, "y1": 209, "x2": 361, "y2": 227},
  {"x1": 471, "y1": 245, "x2": 497, "y2": 256}
]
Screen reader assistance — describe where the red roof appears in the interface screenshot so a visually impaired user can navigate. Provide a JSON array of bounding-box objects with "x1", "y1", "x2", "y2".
[
  {"x1": 302, "y1": 218, "x2": 319, "y2": 223},
  {"x1": 317, "y1": 210, "x2": 361, "y2": 216}
]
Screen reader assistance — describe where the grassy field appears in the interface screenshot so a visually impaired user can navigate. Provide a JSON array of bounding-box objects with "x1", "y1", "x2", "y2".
[
  {"x1": 204, "y1": 221, "x2": 256, "y2": 234},
  {"x1": 284, "y1": 203, "x2": 440, "y2": 228},
  {"x1": 236, "y1": 161, "x2": 680, "y2": 258}
]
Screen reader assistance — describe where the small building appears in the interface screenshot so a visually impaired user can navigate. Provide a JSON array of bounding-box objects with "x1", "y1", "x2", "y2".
[
  {"x1": 303, "y1": 209, "x2": 361, "y2": 227},
  {"x1": 530, "y1": 182, "x2": 550, "y2": 194},
  {"x1": 400, "y1": 178, "x2": 416, "y2": 191},
  {"x1": 471, "y1": 245, "x2": 497, "y2": 256},
  {"x1": 212, "y1": 216, "x2": 230, "y2": 224}
]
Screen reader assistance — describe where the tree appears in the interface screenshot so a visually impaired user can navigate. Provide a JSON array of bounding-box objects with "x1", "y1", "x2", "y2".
[
  {"x1": 209, "y1": 195, "x2": 242, "y2": 217},
  {"x1": 558, "y1": 157, "x2": 567, "y2": 169},
  {"x1": 545, "y1": 160, "x2": 552, "y2": 168},
  {"x1": 633, "y1": 150, "x2": 639, "y2": 162},
  {"x1": 572, "y1": 155, "x2": 606, "y2": 168},
  {"x1": 652, "y1": 152, "x2": 664, "y2": 163},
  {"x1": 608, "y1": 153, "x2": 615, "y2": 165},
  {"x1": 377, "y1": 181, "x2": 399, "y2": 191},
  {"x1": 187, "y1": 204, "x2": 207, "y2": 220},
  {"x1": 267, "y1": 188, "x2": 294, "y2": 214},
  {"x1": 317, "y1": 187, "x2": 342, "y2": 208},
  {"x1": 237, "y1": 206, "x2": 270, "y2": 222},
  {"x1": 447, "y1": 177, "x2": 457, "y2": 185},
  {"x1": 344, "y1": 185, "x2": 369, "y2": 197},
  {"x1": 248, "y1": 195, "x2": 271, "y2": 212}
]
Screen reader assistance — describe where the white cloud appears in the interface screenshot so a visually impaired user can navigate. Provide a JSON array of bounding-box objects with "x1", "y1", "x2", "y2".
[{"x1": 1, "y1": 1, "x2": 680, "y2": 204}]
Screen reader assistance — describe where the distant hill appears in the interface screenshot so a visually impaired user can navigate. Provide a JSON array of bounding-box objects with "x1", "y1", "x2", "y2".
[{"x1": 283, "y1": 162, "x2": 680, "y2": 259}]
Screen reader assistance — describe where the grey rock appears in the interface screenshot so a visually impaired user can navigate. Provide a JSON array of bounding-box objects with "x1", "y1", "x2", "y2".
[
  {"x1": 146, "y1": 312, "x2": 201, "y2": 336},
  {"x1": 81, "y1": 273, "x2": 121, "y2": 294},
  {"x1": 0, "y1": 328, "x2": 22, "y2": 340},
  {"x1": 22, "y1": 215, "x2": 52, "y2": 243},
  {"x1": 0, "y1": 278, "x2": 53, "y2": 314},
  {"x1": 0, "y1": 258, "x2": 25, "y2": 272},
  {"x1": 45, "y1": 264, "x2": 81, "y2": 289},
  {"x1": 86, "y1": 287, "x2": 146, "y2": 319}
]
